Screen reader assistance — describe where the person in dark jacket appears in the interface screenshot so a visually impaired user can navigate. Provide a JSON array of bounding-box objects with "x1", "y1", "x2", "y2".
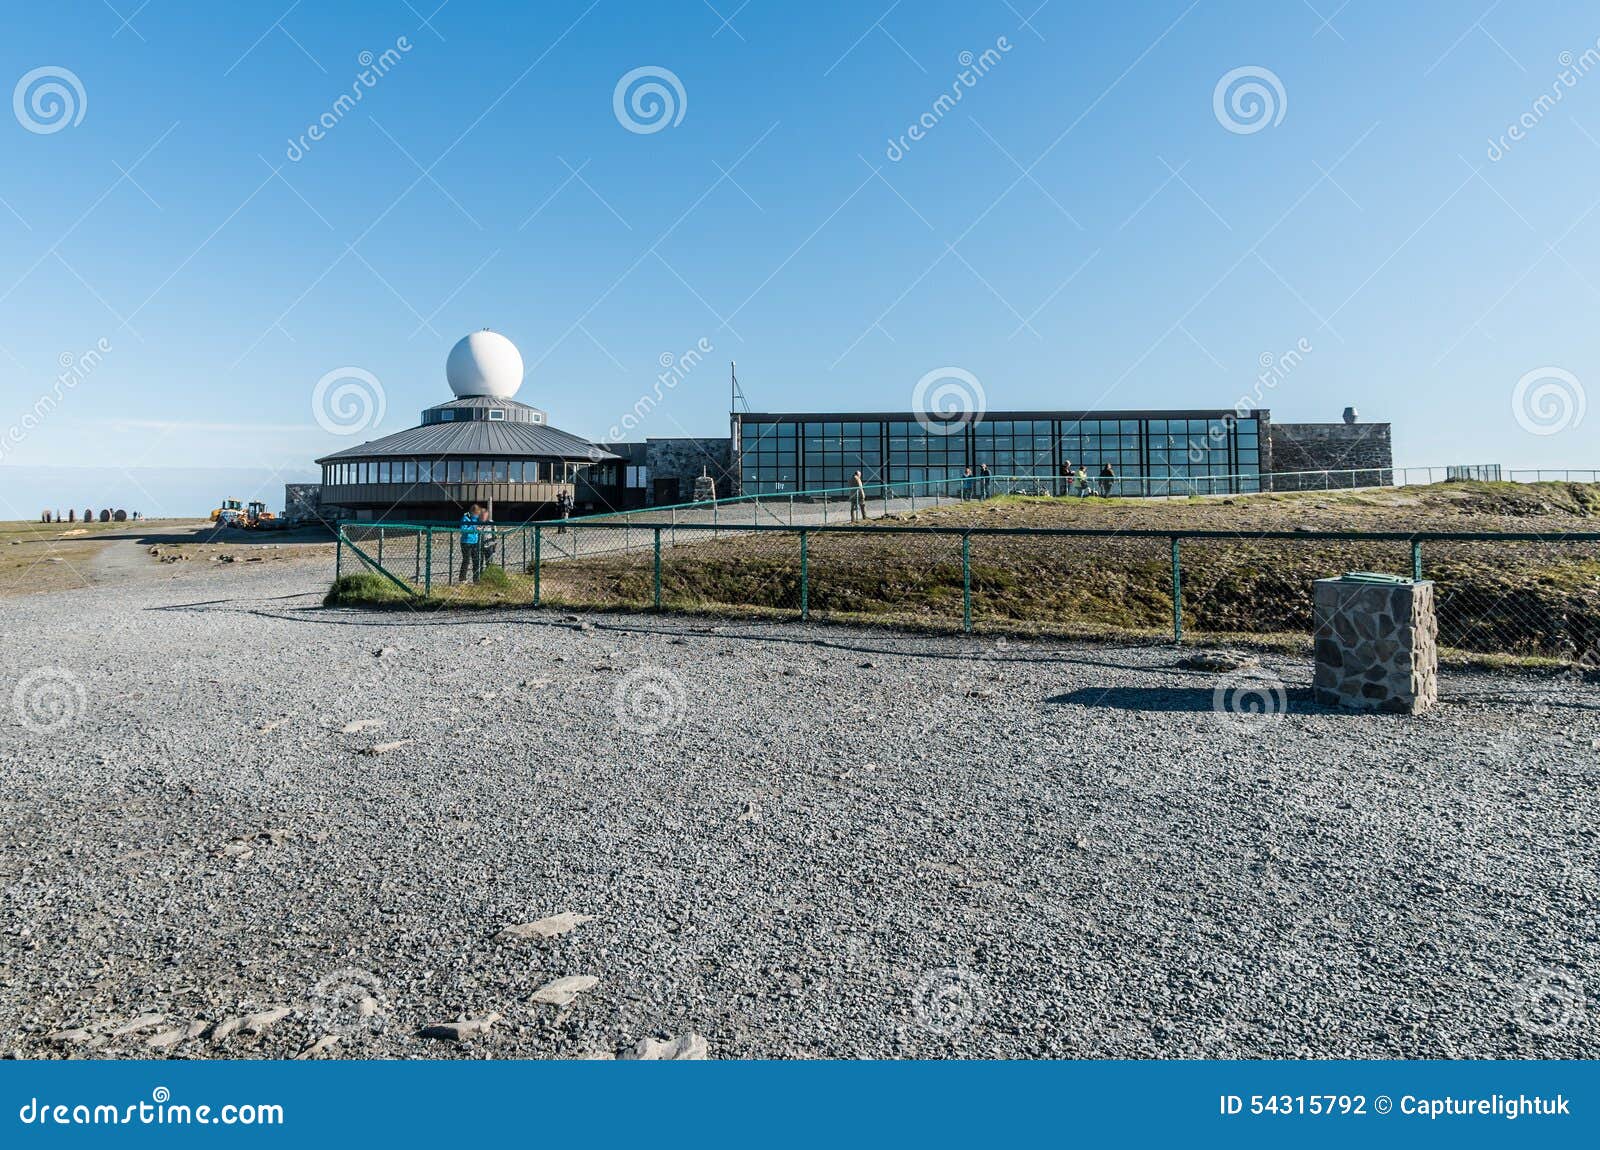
[{"x1": 1098, "y1": 462, "x2": 1115, "y2": 498}]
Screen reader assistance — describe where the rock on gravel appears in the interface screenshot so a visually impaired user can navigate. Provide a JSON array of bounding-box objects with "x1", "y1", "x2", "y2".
[
  {"x1": 1176, "y1": 649, "x2": 1261, "y2": 672},
  {"x1": 530, "y1": 976, "x2": 599, "y2": 1007},
  {"x1": 495, "y1": 913, "x2": 594, "y2": 941},
  {"x1": 418, "y1": 1015, "x2": 502, "y2": 1042},
  {"x1": 620, "y1": 1034, "x2": 709, "y2": 1060}
]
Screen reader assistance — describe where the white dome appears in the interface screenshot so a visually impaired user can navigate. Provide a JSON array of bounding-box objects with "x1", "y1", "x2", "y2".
[{"x1": 446, "y1": 330, "x2": 524, "y2": 398}]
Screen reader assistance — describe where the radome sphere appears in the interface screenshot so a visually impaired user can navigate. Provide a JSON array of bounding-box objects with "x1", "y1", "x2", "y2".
[{"x1": 446, "y1": 330, "x2": 525, "y2": 399}]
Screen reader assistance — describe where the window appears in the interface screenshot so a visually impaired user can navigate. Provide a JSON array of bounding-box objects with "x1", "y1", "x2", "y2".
[
  {"x1": 488, "y1": 409, "x2": 505, "y2": 421},
  {"x1": 445, "y1": 460, "x2": 461, "y2": 483},
  {"x1": 626, "y1": 465, "x2": 649, "y2": 489},
  {"x1": 403, "y1": 461, "x2": 417, "y2": 484},
  {"x1": 439, "y1": 410, "x2": 455, "y2": 421}
]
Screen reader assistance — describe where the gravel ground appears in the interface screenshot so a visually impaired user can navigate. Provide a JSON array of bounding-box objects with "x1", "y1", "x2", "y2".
[{"x1": 1, "y1": 551, "x2": 1596, "y2": 1060}]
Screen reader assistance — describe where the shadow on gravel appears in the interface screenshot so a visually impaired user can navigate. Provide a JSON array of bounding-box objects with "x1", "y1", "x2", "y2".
[
  {"x1": 148, "y1": 590, "x2": 325, "y2": 611},
  {"x1": 1049, "y1": 685, "x2": 1325, "y2": 713},
  {"x1": 239, "y1": 605, "x2": 1180, "y2": 673}
]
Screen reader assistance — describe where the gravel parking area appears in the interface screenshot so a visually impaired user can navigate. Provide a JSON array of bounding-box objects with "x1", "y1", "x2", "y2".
[{"x1": 1, "y1": 554, "x2": 1596, "y2": 1059}]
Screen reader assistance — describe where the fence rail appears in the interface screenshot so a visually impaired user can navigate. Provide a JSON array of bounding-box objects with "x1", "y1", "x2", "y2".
[{"x1": 334, "y1": 519, "x2": 1600, "y2": 668}]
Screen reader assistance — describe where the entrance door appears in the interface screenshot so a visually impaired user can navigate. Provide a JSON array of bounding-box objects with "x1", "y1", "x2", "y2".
[{"x1": 654, "y1": 477, "x2": 681, "y2": 505}]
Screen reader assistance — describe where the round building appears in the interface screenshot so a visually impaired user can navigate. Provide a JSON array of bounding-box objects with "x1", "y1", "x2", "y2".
[{"x1": 314, "y1": 331, "x2": 619, "y2": 522}]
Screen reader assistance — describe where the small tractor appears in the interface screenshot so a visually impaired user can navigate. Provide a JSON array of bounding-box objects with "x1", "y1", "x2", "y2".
[
  {"x1": 245, "y1": 501, "x2": 288, "y2": 530},
  {"x1": 210, "y1": 498, "x2": 245, "y2": 526}
]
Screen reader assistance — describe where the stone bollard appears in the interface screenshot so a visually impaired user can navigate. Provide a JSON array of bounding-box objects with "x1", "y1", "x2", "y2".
[{"x1": 1313, "y1": 573, "x2": 1438, "y2": 714}]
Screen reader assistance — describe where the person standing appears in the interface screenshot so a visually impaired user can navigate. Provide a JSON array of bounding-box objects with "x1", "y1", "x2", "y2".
[
  {"x1": 1059, "y1": 459, "x2": 1073, "y2": 498},
  {"x1": 458, "y1": 503, "x2": 482, "y2": 582},
  {"x1": 556, "y1": 489, "x2": 571, "y2": 534},
  {"x1": 850, "y1": 469, "x2": 868, "y2": 522},
  {"x1": 1076, "y1": 465, "x2": 1090, "y2": 498},
  {"x1": 1098, "y1": 461, "x2": 1116, "y2": 498},
  {"x1": 979, "y1": 461, "x2": 992, "y2": 500},
  {"x1": 479, "y1": 505, "x2": 497, "y2": 570}
]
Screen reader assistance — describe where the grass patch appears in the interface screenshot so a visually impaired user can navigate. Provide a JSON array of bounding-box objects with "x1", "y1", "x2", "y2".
[{"x1": 324, "y1": 571, "x2": 413, "y2": 606}]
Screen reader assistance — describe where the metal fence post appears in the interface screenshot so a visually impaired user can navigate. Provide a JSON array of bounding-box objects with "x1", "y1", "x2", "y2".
[
  {"x1": 335, "y1": 525, "x2": 344, "y2": 583},
  {"x1": 961, "y1": 532, "x2": 972, "y2": 633},
  {"x1": 533, "y1": 525, "x2": 542, "y2": 606},
  {"x1": 799, "y1": 529, "x2": 809, "y2": 621},
  {"x1": 377, "y1": 527, "x2": 384, "y2": 566},
  {"x1": 1171, "y1": 536, "x2": 1183, "y2": 643},
  {"x1": 653, "y1": 527, "x2": 662, "y2": 609},
  {"x1": 1412, "y1": 539, "x2": 1422, "y2": 582},
  {"x1": 423, "y1": 527, "x2": 433, "y2": 597}
]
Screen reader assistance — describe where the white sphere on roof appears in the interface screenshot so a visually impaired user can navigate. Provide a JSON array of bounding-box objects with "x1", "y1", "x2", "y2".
[{"x1": 446, "y1": 329, "x2": 524, "y2": 398}]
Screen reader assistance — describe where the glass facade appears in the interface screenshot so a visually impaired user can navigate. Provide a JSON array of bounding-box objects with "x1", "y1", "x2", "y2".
[
  {"x1": 321, "y1": 459, "x2": 586, "y2": 485},
  {"x1": 738, "y1": 413, "x2": 1261, "y2": 496}
]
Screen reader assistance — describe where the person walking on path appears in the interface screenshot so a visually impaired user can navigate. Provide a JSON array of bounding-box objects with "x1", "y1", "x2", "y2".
[
  {"x1": 1098, "y1": 462, "x2": 1116, "y2": 498},
  {"x1": 458, "y1": 503, "x2": 483, "y2": 582},
  {"x1": 850, "y1": 469, "x2": 868, "y2": 522}
]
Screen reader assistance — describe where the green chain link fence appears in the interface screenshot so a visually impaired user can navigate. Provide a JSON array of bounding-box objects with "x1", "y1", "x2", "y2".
[{"x1": 333, "y1": 520, "x2": 1600, "y2": 667}]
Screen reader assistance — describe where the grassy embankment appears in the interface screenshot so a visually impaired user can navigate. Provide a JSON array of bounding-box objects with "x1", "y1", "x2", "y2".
[{"x1": 325, "y1": 482, "x2": 1600, "y2": 663}]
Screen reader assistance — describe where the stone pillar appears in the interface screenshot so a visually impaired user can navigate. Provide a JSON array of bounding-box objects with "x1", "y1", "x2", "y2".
[{"x1": 1313, "y1": 576, "x2": 1438, "y2": 713}]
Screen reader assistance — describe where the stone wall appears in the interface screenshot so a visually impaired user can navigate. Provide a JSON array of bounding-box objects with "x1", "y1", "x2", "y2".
[
  {"x1": 643, "y1": 438, "x2": 736, "y2": 504},
  {"x1": 1267, "y1": 422, "x2": 1392, "y2": 490},
  {"x1": 284, "y1": 484, "x2": 347, "y2": 526}
]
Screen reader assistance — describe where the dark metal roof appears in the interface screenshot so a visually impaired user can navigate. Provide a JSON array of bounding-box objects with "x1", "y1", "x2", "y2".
[
  {"x1": 315, "y1": 419, "x2": 617, "y2": 464},
  {"x1": 429, "y1": 395, "x2": 546, "y2": 411},
  {"x1": 422, "y1": 396, "x2": 548, "y2": 424},
  {"x1": 735, "y1": 408, "x2": 1271, "y2": 422}
]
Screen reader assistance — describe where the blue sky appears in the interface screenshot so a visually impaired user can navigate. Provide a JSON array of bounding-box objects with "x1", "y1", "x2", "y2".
[{"x1": 2, "y1": 0, "x2": 1599, "y2": 514}]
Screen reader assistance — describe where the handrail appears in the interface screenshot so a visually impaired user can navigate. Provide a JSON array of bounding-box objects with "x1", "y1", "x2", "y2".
[{"x1": 333, "y1": 465, "x2": 1598, "y2": 531}]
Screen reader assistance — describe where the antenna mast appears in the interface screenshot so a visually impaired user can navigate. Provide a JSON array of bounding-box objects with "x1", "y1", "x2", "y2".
[{"x1": 730, "y1": 360, "x2": 749, "y2": 414}]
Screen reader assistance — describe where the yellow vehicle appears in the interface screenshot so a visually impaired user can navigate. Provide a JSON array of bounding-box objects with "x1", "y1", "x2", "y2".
[
  {"x1": 210, "y1": 498, "x2": 244, "y2": 525},
  {"x1": 245, "y1": 501, "x2": 288, "y2": 530}
]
